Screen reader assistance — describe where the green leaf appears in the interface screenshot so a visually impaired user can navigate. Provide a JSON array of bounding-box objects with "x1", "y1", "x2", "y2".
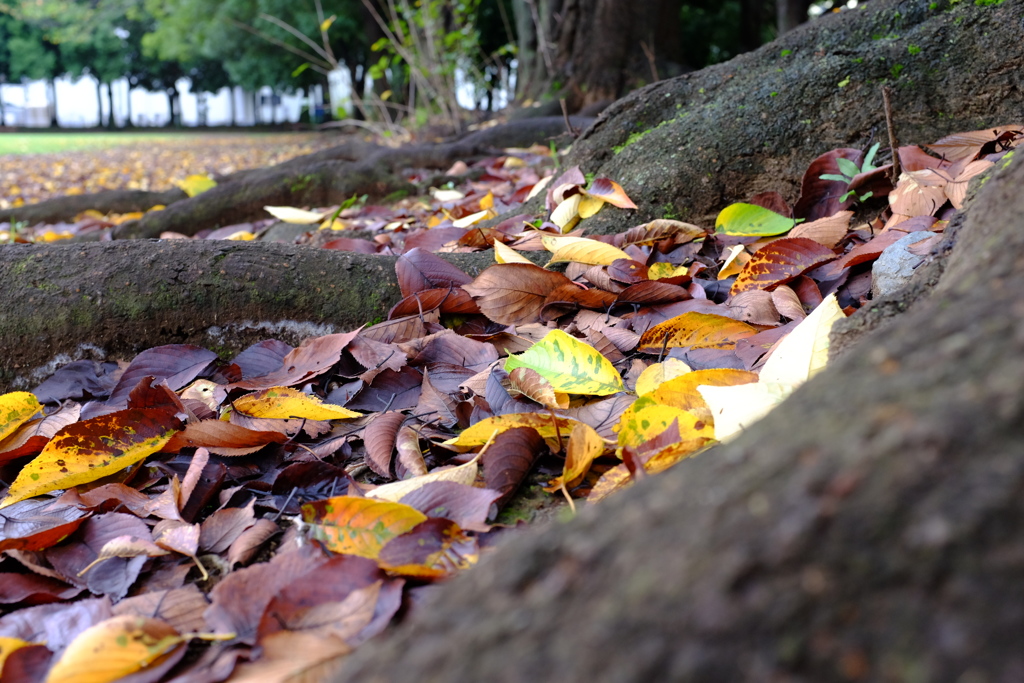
[
  {"x1": 714, "y1": 203, "x2": 796, "y2": 236},
  {"x1": 819, "y1": 173, "x2": 852, "y2": 183},
  {"x1": 504, "y1": 330, "x2": 624, "y2": 396},
  {"x1": 836, "y1": 157, "x2": 862, "y2": 179},
  {"x1": 862, "y1": 142, "x2": 880, "y2": 172}
]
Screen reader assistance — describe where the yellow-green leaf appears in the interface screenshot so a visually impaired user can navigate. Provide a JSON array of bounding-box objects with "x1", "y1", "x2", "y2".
[
  {"x1": 302, "y1": 496, "x2": 427, "y2": 558},
  {"x1": 649, "y1": 368, "x2": 759, "y2": 423},
  {"x1": 0, "y1": 392, "x2": 41, "y2": 443},
  {"x1": 614, "y1": 395, "x2": 711, "y2": 449},
  {"x1": 715, "y1": 202, "x2": 796, "y2": 236},
  {"x1": 177, "y1": 174, "x2": 216, "y2": 198},
  {"x1": 504, "y1": 329, "x2": 624, "y2": 396},
  {"x1": 233, "y1": 387, "x2": 361, "y2": 420},
  {"x1": 0, "y1": 408, "x2": 180, "y2": 510}
]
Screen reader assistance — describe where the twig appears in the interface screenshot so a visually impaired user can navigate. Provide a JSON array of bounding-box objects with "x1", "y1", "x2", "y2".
[
  {"x1": 882, "y1": 86, "x2": 901, "y2": 186},
  {"x1": 560, "y1": 98, "x2": 579, "y2": 138},
  {"x1": 640, "y1": 41, "x2": 659, "y2": 82}
]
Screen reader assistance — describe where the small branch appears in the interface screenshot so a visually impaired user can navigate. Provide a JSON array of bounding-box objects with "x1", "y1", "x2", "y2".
[
  {"x1": 882, "y1": 86, "x2": 901, "y2": 186},
  {"x1": 258, "y1": 12, "x2": 335, "y2": 66},
  {"x1": 226, "y1": 18, "x2": 332, "y2": 71},
  {"x1": 640, "y1": 41, "x2": 660, "y2": 83},
  {"x1": 560, "y1": 99, "x2": 580, "y2": 138}
]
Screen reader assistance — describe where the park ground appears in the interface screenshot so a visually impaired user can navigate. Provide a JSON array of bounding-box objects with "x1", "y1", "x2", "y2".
[{"x1": 1, "y1": 130, "x2": 340, "y2": 208}]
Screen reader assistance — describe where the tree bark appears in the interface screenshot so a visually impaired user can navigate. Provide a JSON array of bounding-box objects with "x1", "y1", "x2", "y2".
[
  {"x1": 328, "y1": 107, "x2": 1024, "y2": 683},
  {"x1": 0, "y1": 242, "x2": 542, "y2": 392}
]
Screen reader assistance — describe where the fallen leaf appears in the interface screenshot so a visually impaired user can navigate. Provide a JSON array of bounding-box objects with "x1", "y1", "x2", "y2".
[
  {"x1": 634, "y1": 358, "x2": 692, "y2": 396},
  {"x1": 264, "y1": 206, "x2": 326, "y2": 224},
  {"x1": 303, "y1": 497, "x2": 427, "y2": 559},
  {"x1": 463, "y1": 263, "x2": 574, "y2": 325},
  {"x1": 44, "y1": 615, "x2": 188, "y2": 683},
  {"x1": 545, "y1": 422, "x2": 606, "y2": 491},
  {"x1": 715, "y1": 202, "x2": 796, "y2": 236},
  {"x1": 377, "y1": 518, "x2": 478, "y2": 578},
  {"x1": 504, "y1": 329, "x2": 624, "y2": 396},
  {"x1": 233, "y1": 387, "x2": 361, "y2": 420},
  {"x1": 0, "y1": 392, "x2": 41, "y2": 443},
  {"x1": 177, "y1": 174, "x2": 216, "y2": 197},
  {"x1": 493, "y1": 239, "x2": 534, "y2": 264},
  {"x1": 731, "y1": 237, "x2": 838, "y2": 295},
  {"x1": 0, "y1": 407, "x2": 181, "y2": 509},
  {"x1": 637, "y1": 312, "x2": 757, "y2": 353},
  {"x1": 584, "y1": 177, "x2": 638, "y2": 209},
  {"x1": 367, "y1": 453, "x2": 481, "y2": 503}
]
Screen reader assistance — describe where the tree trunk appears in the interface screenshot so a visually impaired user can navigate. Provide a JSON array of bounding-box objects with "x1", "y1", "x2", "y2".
[
  {"x1": 95, "y1": 78, "x2": 104, "y2": 127},
  {"x1": 510, "y1": 0, "x2": 557, "y2": 102},
  {"x1": 546, "y1": 0, "x2": 684, "y2": 110},
  {"x1": 125, "y1": 84, "x2": 134, "y2": 128},
  {"x1": 776, "y1": 0, "x2": 813, "y2": 34},
  {"x1": 48, "y1": 78, "x2": 58, "y2": 128}
]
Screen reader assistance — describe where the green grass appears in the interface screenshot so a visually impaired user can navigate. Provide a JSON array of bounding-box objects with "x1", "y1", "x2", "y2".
[{"x1": 0, "y1": 131, "x2": 311, "y2": 156}]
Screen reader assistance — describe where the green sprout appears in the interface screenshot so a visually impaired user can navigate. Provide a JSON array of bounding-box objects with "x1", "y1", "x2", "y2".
[{"x1": 819, "y1": 142, "x2": 881, "y2": 203}]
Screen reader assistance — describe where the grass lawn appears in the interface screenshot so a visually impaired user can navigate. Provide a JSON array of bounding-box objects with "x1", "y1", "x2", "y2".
[{"x1": 0, "y1": 130, "x2": 317, "y2": 155}]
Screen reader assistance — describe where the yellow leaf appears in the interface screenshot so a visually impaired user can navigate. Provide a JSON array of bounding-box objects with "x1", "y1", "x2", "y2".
[
  {"x1": 634, "y1": 359, "x2": 692, "y2": 396},
  {"x1": 695, "y1": 294, "x2": 845, "y2": 441},
  {"x1": 493, "y1": 239, "x2": 534, "y2": 264},
  {"x1": 224, "y1": 230, "x2": 256, "y2": 241},
  {"x1": 452, "y1": 208, "x2": 496, "y2": 228},
  {"x1": 45, "y1": 615, "x2": 186, "y2": 683},
  {"x1": 264, "y1": 206, "x2": 326, "y2": 224},
  {"x1": 320, "y1": 15, "x2": 335, "y2": 31},
  {"x1": 577, "y1": 195, "x2": 605, "y2": 219},
  {"x1": 504, "y1": 329, "x2": 624, "y2": 396},
  {"x1": 758, "y1": 292, "x2": 844, "y2": 385},
  {"x1": 0, "y1": 392, "x2": 41, "y2": 443},
  {"x1": 550, "y1": 194, "x2": 582, "y2": 232},
  {"x1": 543, "y1": 237, "x2": 632, "y2": 267},
  {"x1": 649, "y1": 368, "x2": 759, "y2": 422},
  {"x1": 647, "y1": 262, "x2": 689, "y2": 280},
  {"x1": 614, "y1": 395, "x2": 711, "y2": 449},
  {"x1": 0, "y1": 408, "x2": 180, "y2": 510},
  {"x1": 176, "y1": 174, "x2": 217, "y2": 198},
  {"x1": 233, "y1": 387, "x2": 361, "y2": 420},
  {"x1": 717, "y1": 244, "x2": 751, "y2": 280},
  {"x1": 367, "y1": 453, "x2": 481, "y2": 502},
  {"x1": 480, "y1": 191, "x2": 495, "y2": 210},
  {"x1": 40, "y1": 230, "x2": 73, "y2": 242},
  {"x1": 545, "y1": 422, "x2": 605, "y2": 491},
  {"x1": 697, "y1": 381, "x2": 791, "y2": 441},
  {"x1": 637, "y1": 312, "x2": 757, "y2": 352},
  {"x1": 444, "y1": 413, "x2": 579, "y2": 449},
  {"x1": 302, "y1": 496, "x2": 426, "y2": 558}
]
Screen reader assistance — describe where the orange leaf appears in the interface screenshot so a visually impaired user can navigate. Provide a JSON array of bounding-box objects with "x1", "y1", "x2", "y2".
[
  {"x1": 637, "y1": 312, "x2": 757, "y2": 353},
  {"x1": 377, "y1": 518, "x2": 478, "y2": 578},
  {"x1": 45, "y1": 615, "x2": 187, "y2": 683},
  {"x1": 585, "y1": 178, "x2": 638, "y2": 209},
  {"x1": 545, "y1": 422, "x2": 606, "y2": 491},
  {"x1": 649, "y1": 368, "x2": 759, "y2": 423},
  {"x1": 731, "y1": 237, "x2": 838, "y2": 295}
]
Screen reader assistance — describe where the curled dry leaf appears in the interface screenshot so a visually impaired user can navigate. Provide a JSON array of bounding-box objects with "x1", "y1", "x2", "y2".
[
  {"x1": 584, "y1": 177, "x2": 637, "y2": 209},
  {"x1": 377, "y1": 518, "x2": 478, "y2": 579},
  {"x1": 363, "y1": 411, "x2": 408, "y2": 478},
  {"x1": 545, "y1": 422, "x2": 606, "y2": 492},
  {"x1": 771, "y1": 285, "x2": 807, "y2": 320},
  {"x1": 482, "y1": 427, "x2": 546, "y2": 511},
  {"x1": 788, "y1": 210, "x2": 852, "y2": 248},
  {"x1": 367, "y1": 452, "x2": 481, "y2": 503},
  {"x1": 507, "y1": 367, "x2": 569, "y2": 409},
  {"x1": 395, "y1": 248, "x2": 473, "y2": 298},
  {"x1": 728, "y1": 290, "x2": 781, "y2": 325}
]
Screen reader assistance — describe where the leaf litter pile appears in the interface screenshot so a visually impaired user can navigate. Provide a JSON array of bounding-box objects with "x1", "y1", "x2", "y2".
[{"x1": 0, "y1": 125, "x2": 1019, "y2": 682}]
